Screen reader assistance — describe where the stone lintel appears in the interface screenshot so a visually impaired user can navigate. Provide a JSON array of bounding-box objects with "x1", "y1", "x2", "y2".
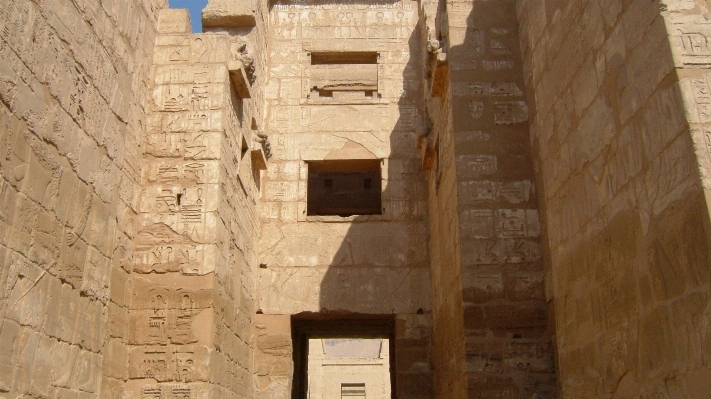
[
  {"x1": 229, "y1": 63, "x2": 252, "y2": 98},
  {"x1": 429, "y1": 53, "x2": 448, "y2": 98}
]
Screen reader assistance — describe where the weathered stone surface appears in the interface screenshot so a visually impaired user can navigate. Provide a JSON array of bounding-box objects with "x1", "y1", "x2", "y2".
[
  {"x1": 202, "y1": 0, "x2": 256, "y2": 28},
  {"x1": 4, "y1": 0, "x2": 711, "y2": 398}
]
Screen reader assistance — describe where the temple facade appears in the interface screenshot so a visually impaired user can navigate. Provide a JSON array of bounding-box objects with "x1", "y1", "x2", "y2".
[{"x1": 1, "y1": 0, "x2": 711, "y2": 398}]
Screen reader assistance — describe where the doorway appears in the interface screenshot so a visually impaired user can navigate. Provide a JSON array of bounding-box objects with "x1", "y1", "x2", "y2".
[{"x1": 291, "y1": 314, "x2": 396, "y2": 399}]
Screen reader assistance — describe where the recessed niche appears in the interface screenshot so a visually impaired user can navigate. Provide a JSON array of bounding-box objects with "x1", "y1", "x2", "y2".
[
  {"x1": 308, "y1": 52, "x2": 380, "y2": 101},
  {"x1": 307, "y1": 159, "x2": 382, "y2": 217}
]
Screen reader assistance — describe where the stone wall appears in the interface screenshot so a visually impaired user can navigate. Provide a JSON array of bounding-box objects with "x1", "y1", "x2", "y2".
[
  {"x1": 422, "y1": 0, "x2": 557, "y2": 397},
  {"x1": 6, "y1": 0, "x2": 711, "y2": 398},
  {"x1": 419, "y1": 0, "x2": 467, "y2": 396},
  {"x1": 256, "y1": 1, "x2": 433, "y2": 398},
  {"x1": 518, "y1": 0, "x2": 711, "y2": 396},
  {"x1": 0, "y1": 0, "x2": 166, "y2": 398},
  {"x1": 124, "y1": 6, "x2": 266, "y2": 399}
]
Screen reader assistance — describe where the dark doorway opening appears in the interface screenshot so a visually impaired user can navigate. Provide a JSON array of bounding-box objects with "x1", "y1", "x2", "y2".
[
  {"x1": 306, "y1": 159, "x2": 382, "y2": 217},
  {"x1": 291, "y1": 313, "x2": 396, "y2": 399}
]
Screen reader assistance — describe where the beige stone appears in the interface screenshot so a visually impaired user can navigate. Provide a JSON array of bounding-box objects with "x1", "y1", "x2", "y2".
[
  {"x1": 202, "y1": 0, "x2": 256, "y2": 28},
  {"x1": 4, "y1": 0, "x2": 711, "y2": 398}
]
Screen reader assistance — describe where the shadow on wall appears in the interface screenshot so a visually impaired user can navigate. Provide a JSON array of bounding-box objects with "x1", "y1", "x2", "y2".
[
  {"x1": 313, "y1": 3, "x2": 431, "y2": 399},
  {"x1": 420, "y1": 0, "x2": 557, "y2": 398}
]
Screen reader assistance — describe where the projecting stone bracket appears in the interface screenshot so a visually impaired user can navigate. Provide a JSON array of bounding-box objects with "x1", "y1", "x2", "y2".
[
  {"x1": 229, "y1": 62, "x2": 252, "y2": 98},
  {"x1": 251, "y1": 129, "x2": 270, "y2": 170},
  {"x1": 251, "y1": 146, "x2": 268, "y2": 170},
  {"x1": 418, "y1": 133, "x2": 436, "y2": 171},
  {"x1": 425, "y1": 38, "x2": 448, "y2": 98},
  {"x1": 429, "y1": 52, "x2": 448, "y2": 98}
]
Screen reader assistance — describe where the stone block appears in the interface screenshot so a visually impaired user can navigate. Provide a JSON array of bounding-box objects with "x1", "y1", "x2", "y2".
[
  {"x1": 202, "y1": 0, "x2": 256, "y2": 28},
  {"x1": 0, "y1": 319, "x2": 20, "y2": 391},
  {"x1": 158, "y1": 9, "x2": 191, "y2": 34}
]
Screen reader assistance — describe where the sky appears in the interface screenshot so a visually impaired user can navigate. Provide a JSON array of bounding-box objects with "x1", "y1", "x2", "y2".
[{"x1": 168, "y1": 0, "x2": 208, "y2": 32}]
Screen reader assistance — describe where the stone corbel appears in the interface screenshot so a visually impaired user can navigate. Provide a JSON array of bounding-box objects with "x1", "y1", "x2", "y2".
[
  {"x1": 229, "y1": 63, "x2": 252, "y2": 98},
  {"x1": 427, "y1": 39, "x2": 448, "y2": 98},
  {"x1": 418, "y1": 131, "x2": 436, "y2": 171},
  {"x1": 430, "y1": 52, "x2": 448, "y2": 97},
  {"x1": 251, "y1": 129, "x2": 270, "y2": 171}
]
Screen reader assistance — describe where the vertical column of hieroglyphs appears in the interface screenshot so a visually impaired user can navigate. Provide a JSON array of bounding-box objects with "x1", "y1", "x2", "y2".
[
  {"x1": 258, "y1": 1, "x2": 433, "y2": 398},
  {"x1": 127, "y1": 10, "x2": 254, "y2": 398},
  {"x1": 446, "y1": 0, "x2": 556, "y2": 396},
  {"x1": 0, "y1": 0, "x2": 164, "y2": 398},
  {"x1": 128, "y1": 9, "x2": 228, "y2": 399},
  {"x1": 202, "y1": 0, "x2": 268, "y2": 397}
]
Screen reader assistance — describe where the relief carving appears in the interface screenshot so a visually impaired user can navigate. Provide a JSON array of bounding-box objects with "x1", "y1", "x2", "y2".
[
  {"x1": 129, "y1": 346, "x2": 209, "y2": 382},
  {"x1": 130, "y1": 285, "x2": 212, "y2": 345}
]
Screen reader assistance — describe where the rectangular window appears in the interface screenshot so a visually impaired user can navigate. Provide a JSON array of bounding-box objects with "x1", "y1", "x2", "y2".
[
  {"x1": 341, "y1": 383, "x2": 366, "y2": 398},
  {"x1": 308, "y1": 52, "x2": 379, "y2": 100},
  {"x1": 307, "y1": 160, "x2": 382, "y2": 217}
]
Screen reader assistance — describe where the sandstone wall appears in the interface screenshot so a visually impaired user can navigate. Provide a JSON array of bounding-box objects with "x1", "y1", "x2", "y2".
[
  {"x1": 0, "y1": 0, "x2": 166, "y2": 398},
  {"x1": 124, "y1": 6, "x2": 266, "y2": 399},
  {"x1": 257, "y1": 1, "x2": 433, "y2": 398},
  {"x1": 422, "y1": 0, "x2": 557, "y2": 397},
  {"x1": 420, "y1": 1, "x2": 467, "y2": 396},
  {"x1": 518, "y1": 0, "x2": 711, "y2": 396},
  {"x1": 424, "y1": 73, "x2": 468, "y2": 399}
]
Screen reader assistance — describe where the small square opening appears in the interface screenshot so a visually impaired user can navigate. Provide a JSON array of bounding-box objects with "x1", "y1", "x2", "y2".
[{"x1": 307, "y1": 159, "x2": 382, "y2": 217}]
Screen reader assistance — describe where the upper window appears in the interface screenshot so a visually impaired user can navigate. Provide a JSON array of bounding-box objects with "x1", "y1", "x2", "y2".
[
  {"x1": 307, "y1": 159, "x2": 382, "y2": 217},
  {"x1": 308, "y1": 52, "x2": 379, "y2": 100}
]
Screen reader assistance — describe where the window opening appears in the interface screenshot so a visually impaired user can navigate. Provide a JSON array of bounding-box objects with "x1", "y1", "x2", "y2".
[
  {"x1": 308, "y1": 52, "x2": 379, "y2": 100},
  {"x1": 341, "y1": 383, "x2": 366, "y2": 398},
  {"x1": 307, "y1": 159, "x2": 382, "y2": 217}
]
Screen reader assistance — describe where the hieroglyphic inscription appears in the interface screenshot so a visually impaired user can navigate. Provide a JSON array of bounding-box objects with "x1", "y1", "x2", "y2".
[
  {"x1": 271, "y1": 6, "x2": 417, "y2": 40},
  {"x1": 134, "y1": 244, "x2": 212, "y2": 275},
  {"x1": 129, "y1": 346, "x2": 209, "y2": 382},
  {"x1": 141, "y1": 384, "x2": 203, "y2": 399},
  {"x1": 686, "y1": 74, "x2": 711, "y2": 123},
  {"x1": 130, "y1": 286, "x2": 211, "y2": 345},
  {"x1": 458, "y1": 180, "x2": 532, "y2": 204},
  {"x1": 675, "y1": 26, "x2": 711, "y2": 65},
  {"x1": 457, "y1": 155, "x2": 497, "y2": 178}
]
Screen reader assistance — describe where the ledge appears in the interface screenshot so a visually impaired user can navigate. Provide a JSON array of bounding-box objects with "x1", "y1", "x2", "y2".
[
  {"x1": 251, "y1": 146, "x2": 268, "y2": 170},
  {"x1": 430, "y1": 52, "x2": 448, "y2": 98},
  {"x1": 229, "y1": 62, "x2": 252, "y2": 98}
]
